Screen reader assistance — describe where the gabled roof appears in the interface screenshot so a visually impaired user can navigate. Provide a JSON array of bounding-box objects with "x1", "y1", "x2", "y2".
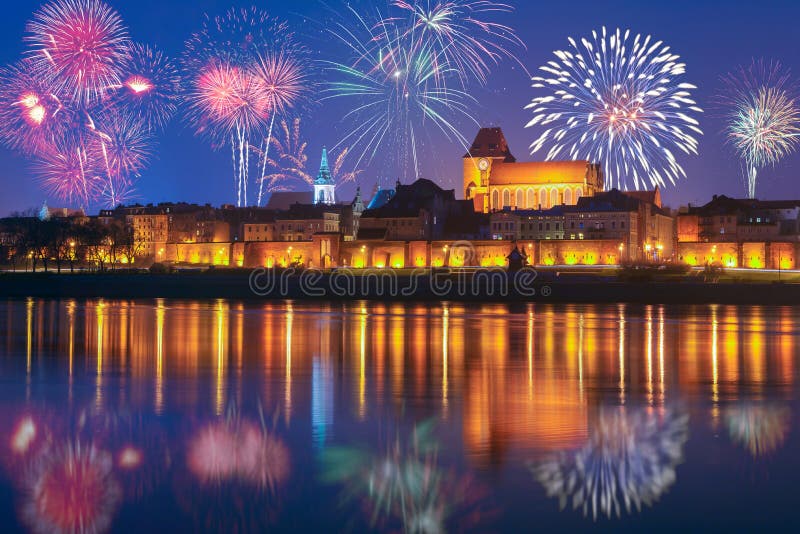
[
  {"x1": 265, "y1": 191, "x2": 314, "y2": 210},
  {"x1": 570, "y1": 188, "x2": 643, "y2": 213},
  {"x1": 367, "y1": 188, "x2": 395, "y2": 210},
  {"x1": 464, "y1": 127, "x2": 516, "y2": 162}
]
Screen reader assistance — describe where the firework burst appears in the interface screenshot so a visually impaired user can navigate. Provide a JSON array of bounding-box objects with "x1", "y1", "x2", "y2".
[
  {"x1": 526, "y1": 27, "x2": 703, "y2": 191},
  {"x1": 533, "y1": 406, "x2": 689, "y2": 520},
  {"x1": 33, "y1": 145, "x2": 102, "y2": 207},
  {"x1": 258, "y1": 118, "x2": 362, "y2": 192},
  {"x1": 720, "y1": 61, "x2": 800, "y2": 198},
  {"x1": 0, "y1": 1, "x2": 171, "y2": 209},
  {"x1": 113, "y1": 43, "x2": 180, "y2": 131},
  {"x1": 0, "y1": 60, "x2": 69, "y2": 155},
  {"x1": 25, "y1": 0, "x2": 131, "y2": 107},
  {"x1": 324, "y1": 4, "x2": 478, "y2": 180},
  {"x1": 394, "y1": 0, "x2": 525, "y2": 86},
  {"x1": 183, "y1": 7, "x2": 309, "y2": 207}
]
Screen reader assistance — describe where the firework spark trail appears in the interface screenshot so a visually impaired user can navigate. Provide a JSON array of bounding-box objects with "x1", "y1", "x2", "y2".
[
  {"x1": 393, "y1": 0, "x2": 526, "y2": 87},
  {"x1": 257, "y1": 118, "x2": 362, "y2": 193},
  {"x1": 323, "y1": 4, "x2": 481, "y2": 181},
  {"x1": 252, "y1": 50, "x2": 310, "y2": 206},
  {"x1": 720, "y1": 61, "x2": 800, "y2": 198},
  {"x1": 526, "y1": 27, "x2": 703, "y2": 191}
]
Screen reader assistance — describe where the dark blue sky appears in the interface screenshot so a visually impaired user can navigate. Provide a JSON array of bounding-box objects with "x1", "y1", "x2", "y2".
[{"x1": 1, "y1": 0, "x2": 799, "y2": 215}]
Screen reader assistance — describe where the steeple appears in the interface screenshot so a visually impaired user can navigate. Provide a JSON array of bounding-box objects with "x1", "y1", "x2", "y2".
[
  {"x1": 314, "y1": 147, "x2": 336, "y2": 205},
  {"x1": 316, "y1": 147, "x2": 333, "y2": 185}
]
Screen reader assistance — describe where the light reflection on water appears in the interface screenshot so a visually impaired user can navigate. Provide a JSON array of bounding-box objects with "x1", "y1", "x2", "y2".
[{"x1": 0, "y1": 299, "x2": 798, "y2": 532}]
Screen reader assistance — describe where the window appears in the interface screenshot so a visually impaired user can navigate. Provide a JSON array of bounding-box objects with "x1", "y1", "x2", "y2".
[
  {"x1": 575, "y1": 188, "x2": 583, "y2": 200},
  {"x1": 516, "y1": 189, "x2": 524, "y2": 208},
  {"x1": 492, "y1": 190, "x2": 499, "y2": 209},
  {"x1": 545, "y1": 223, "x2": 550, "y2": 231},
  {"x1": 502, "y1": 190, "x2": 511, "y2": 208},
  {"x1": 527, "y1": 189, "x2": 536, "y2": 209},
  {"x1": 540, "y1": 189, "x2": 548, "y2": 209},
  {"x1": 564, "y1": 188, "x2": 572, "y2": 205},
  {"x1": 551, "y1": 189, "x2": 559, "y2": 207},
  {"x1": 621, "y1": 221, "x2": 625, "y2": 229}
]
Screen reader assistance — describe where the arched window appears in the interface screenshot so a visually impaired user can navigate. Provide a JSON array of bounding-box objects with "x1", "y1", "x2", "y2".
[
  {"x1": 539, "y1": 189, "x2": 549, "y2": 209},
  {"x1": 491, "y1": 190, "x2": 499, "y2": 210},
  {"x1": 502, "y1": 189, "x2": 511, "y2": 208},
  {"x1": 575, "y1": 188, "x2": 583, "y2": 201},
  {"x1": 515, "y1": 189, "x2": 524, "y2": 209},
  {"x1": 564, "y1": 188, "x2": 572, "y2": 205},
  {"x1": 551, "y1": 189, "x2": 559, "y2": 207},
  {"x1": 527, "y1": 189, "x2": 535, "y2": 209}
]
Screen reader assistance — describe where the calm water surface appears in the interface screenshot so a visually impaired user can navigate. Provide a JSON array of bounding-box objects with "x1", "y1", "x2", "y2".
[{"x1": 0, "y1": 298, "x2": 797, "y2": 532}]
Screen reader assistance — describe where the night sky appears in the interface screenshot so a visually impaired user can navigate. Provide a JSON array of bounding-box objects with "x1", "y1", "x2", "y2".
[{"x1": 1, "y1": 0, "x2": 799, "y2": 216}]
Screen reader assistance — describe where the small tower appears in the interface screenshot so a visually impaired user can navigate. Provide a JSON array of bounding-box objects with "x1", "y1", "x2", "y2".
[{"x1": 314, "y1": 147, "x2": 336, "y2": 205}]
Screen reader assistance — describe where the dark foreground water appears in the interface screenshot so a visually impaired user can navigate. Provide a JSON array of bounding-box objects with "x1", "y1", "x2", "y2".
[{"x1": 0, "y1": 299, "x2": 797, "y2": 532}]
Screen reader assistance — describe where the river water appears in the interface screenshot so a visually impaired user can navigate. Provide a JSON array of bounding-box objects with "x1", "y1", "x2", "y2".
[{"x1": 0, "y1": 299, "x2": 797, "y2": 532}]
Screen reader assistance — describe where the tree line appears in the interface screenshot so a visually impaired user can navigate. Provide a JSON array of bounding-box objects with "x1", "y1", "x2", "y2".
[{"x1": 0, "y1": 210, "x2": 142, "y2": 272}]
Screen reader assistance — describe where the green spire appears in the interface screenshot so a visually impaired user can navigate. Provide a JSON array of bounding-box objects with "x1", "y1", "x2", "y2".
[{"x1": 316, "y1": 147, "x2": 333, "y2": 185}]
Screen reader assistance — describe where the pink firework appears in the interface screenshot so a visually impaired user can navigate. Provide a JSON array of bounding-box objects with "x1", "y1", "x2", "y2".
[
  {"x1": 20, "y1": 441, "x2": 122, "y2": 534},
  {"x1": 33, "y1": 145, "x2": 102, "y2": 207},
  {"x1": 25, "y1": 0, "x2": 131, "y2": 106},
  {"x1": 187, "y1": 420, "x2": 289, "y2": 491},
  {"x1": 0, "y1": 60, "x2": 69, "y2": 155},
  {"x1": 114, "y1": 43, "x2": 180, "y2": 131},
  {"x1": 252, "y1": 51, "x2": 307, "y2": 117},
  {"x1": 187, "y1": 61, "x2": 271, "y2": 142}
]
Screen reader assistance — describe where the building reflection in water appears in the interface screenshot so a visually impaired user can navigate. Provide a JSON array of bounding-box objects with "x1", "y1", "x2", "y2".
[{"x1": 0, "y1": 299, "x2": 797, "y2": 530}]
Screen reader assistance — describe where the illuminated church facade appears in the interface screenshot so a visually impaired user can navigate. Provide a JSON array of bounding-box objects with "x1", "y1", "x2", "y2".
[{"x1": 463, "y1": 127, "x2": 604, "y2": 213}]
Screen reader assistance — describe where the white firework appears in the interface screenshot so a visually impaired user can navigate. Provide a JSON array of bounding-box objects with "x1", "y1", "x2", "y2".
[
  {"x1": 533, "y1": 406, "x2": 689, "y2": 520},
  {"x1": 525, "y1": 27, "x2": 703, "y2": 191}
]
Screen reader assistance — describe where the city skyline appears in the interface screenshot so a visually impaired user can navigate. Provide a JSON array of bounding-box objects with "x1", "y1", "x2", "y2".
[{"x1": 1, "y1": 0, "x2": 800, "y2": 216}]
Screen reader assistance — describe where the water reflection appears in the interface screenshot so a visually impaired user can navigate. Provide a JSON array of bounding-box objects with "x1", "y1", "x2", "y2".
[
  {"x1": 533, "y1": 405, "x2": 689, "y2": 520},
  {"x1": 0, "y1": 299, "x2": 797, "y2": 531},
  {"x1": 320, "y1": 420, "x2": 487, "y2": 533},
  {"x1": 725, "y1": 403, "x2": 791, "y2": 457}
]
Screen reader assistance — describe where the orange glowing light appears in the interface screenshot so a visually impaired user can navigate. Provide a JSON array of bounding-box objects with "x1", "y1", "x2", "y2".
[
  {"x1": 125, "y1": 76, "x2": 153, "y2": 94},
  {"x1": 117, "y1": 446, "x2": 143, "y2": 470}
]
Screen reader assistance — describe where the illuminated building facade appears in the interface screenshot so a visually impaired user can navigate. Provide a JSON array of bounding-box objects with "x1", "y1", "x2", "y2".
[{"x1": 463, "y1": 127, "x2": 604, "y2": 213}]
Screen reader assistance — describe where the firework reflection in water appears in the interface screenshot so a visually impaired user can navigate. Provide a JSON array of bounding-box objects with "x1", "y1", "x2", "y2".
[
  {"x1": 533, "y1": 405, "x2": 689, "y2": 520},
  {"x1": 321, "y1": 419, "x2": 488, "y2": 533},
  {"x1": 20, "y1": 441, "x2": 122, "y2": 534},
  {"x1": 725, "y1": 403, "x2": 791, "y2": 457}
]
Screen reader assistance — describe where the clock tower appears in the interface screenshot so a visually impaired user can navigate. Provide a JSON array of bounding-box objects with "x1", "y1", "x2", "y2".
[{"x1": 463, "y1": 127, "x2": 516, "y2": 212}]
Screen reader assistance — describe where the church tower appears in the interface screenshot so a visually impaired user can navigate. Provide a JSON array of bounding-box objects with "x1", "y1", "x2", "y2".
[{"x1": 314, "y1": 147, "x2": 336, "y2": 205}]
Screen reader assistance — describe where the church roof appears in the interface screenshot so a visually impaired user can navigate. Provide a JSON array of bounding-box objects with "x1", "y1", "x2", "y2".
[
  {"x1": 487, "y1": 160, "x2": 594, "y2": 185},
  {"x1": 464, "y1": 127, "x2": 516, "y2": 162}
]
